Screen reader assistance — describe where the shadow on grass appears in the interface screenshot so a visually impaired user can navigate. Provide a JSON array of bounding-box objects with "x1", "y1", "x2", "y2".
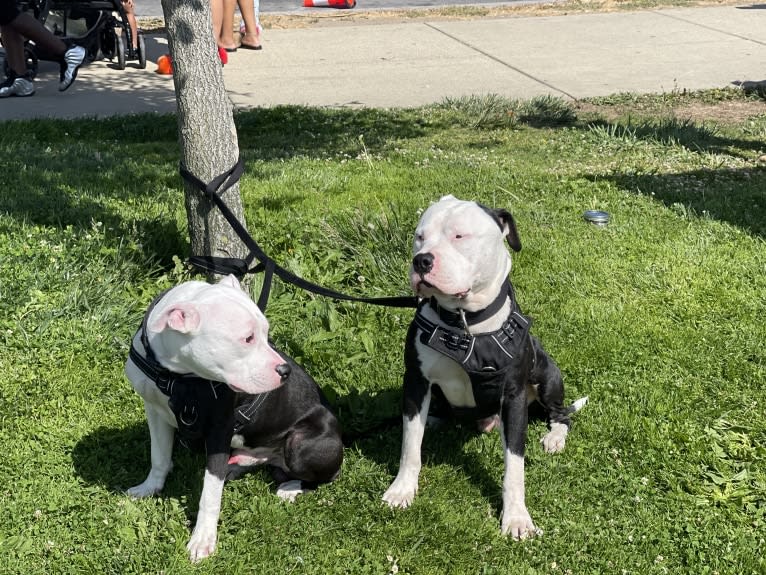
[
  {"x1": 583, "y1": 116, "x2": 765, "y2": 161},
  {"x1": 588, "y1": 166, "x2": 766, "y2": 239},
  {"x1": 72, "y1": 423, "x2": 207, "y2": 501},
  {"x1": 340, "y1": 387, "x2": 549, "y2": 516},
  {"x1": 0, "y1": 106, "x2": 430, "y2": 272}
]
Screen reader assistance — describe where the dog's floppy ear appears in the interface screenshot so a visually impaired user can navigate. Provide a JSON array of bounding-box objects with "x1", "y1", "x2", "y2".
[
  {"x1": 479, "y1": 204, "x2": 522, "y2": 252},
  {"x1": 149, "y1": 303, "x2": 201, "y2": 334}
]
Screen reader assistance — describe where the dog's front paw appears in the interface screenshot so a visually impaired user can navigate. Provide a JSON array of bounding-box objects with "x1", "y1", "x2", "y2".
[
  {"x1": 541, "y1": 422, "x2": 568, "y2": 454},
  {"x1": 382, "y1": 478, "x2": 418, "y2": 508},
  {"x1": 501, "y1": 505, "x2": 539, "y2": 540},
  {"x1": 187, "y1": 524, "x2": 217, "y2": 563},
  {"x1": 126, "y1": 480, "x2": 163, "y2": 499}
]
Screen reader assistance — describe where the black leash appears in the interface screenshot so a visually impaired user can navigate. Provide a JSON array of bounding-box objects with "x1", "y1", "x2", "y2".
[{"x1": 179, "y1": 158, "x2": 418, "y2": 312}]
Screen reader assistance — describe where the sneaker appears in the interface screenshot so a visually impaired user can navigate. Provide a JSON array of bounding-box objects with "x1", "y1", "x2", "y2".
[
  {"x1": 0, "y1": 71, "x2": 18, "y2": 91},
  {"x1": 0, "y1": 75, "x2": 35, "y2": 98},
  {"x1": 59, "y1": 44, "x2": 86, "y2": 92}
]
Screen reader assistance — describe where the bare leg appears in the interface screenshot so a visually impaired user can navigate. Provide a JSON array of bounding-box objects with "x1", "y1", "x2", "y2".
[
  {"x1": 219, "y1": 0, "x2": 237, "y2": 49},
  {"x1": 0, "y1": 25, "x2": 27, "y2": 75},
  {"x1": 210, "y1": 0, "x2": 224, "y2": 46},
  {"x1": 122, "y1": 0, "x2": 139, "y2": 49},
  {"x1": 8, "y1": 12, "x2": 67, "y2": 56},
  {"x1": 237, "y1": 0, "x2": 261, "y2": 48}
]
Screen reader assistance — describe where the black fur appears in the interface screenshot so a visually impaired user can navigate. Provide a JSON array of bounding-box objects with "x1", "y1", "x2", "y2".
[
  {"x1": 478, "y1": 203, "x2": 522, "y2": 252},
  {"x1": 226, "y1": 352, "x2": 343, "y2": 489}
]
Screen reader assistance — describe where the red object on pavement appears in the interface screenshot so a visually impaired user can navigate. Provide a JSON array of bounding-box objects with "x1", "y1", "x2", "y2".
[{"x1": 304, "y1": 0, "x2": 355, "y2": 8}]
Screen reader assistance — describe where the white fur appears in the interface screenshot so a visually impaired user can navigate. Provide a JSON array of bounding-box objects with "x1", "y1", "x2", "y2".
[
  {"x1": 125, "y1": 275, "x2": 287, "y2": 562},
  {"x1": 541, "y1": 422, "x2": 568, "y2": 454},
  {"x1": 276, "y1": 480, "x2": 306, "y2": 502},
  {"x1": 382, "y1": 388, "x2": 431, "y2": 508},
  {"x1": 386, "y1": 196, "x2": 544, "y2": 537},
  {"x1": 500, "y1": 451, "x2": 537, "y2": 539},
  {"x1": 145, "y1": 276, "x2": 285, "y2": 396},
  {"x1": 411, "y1": 195, "x2": 512, "y2": 313},
  {"x1": 186, "y1": 470, "x2": 225, "y2": 562}
]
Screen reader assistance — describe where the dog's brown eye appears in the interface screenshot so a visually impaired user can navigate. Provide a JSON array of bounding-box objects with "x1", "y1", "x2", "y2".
[
  {"x1": 245, "y1": 333, "x2": 255, "y2": 344},
  {"x1": 455, "y1": 234, "x2": 463, "y2": 239}
]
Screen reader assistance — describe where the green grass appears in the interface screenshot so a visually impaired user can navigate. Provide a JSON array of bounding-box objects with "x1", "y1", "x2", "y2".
[{"x1": 1, "y1": 88, "x2": 765, "y2": 574}]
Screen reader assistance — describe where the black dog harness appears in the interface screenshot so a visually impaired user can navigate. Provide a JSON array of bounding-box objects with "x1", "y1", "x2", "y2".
[
  {"x1": 414, "y1": 281, "x2": 533, "y2": 416},
  {"x1": 128, "y1": 291, "x2": 272, "y2": 452}
]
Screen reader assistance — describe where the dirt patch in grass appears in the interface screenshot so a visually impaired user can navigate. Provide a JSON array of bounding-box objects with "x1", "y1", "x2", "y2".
[
  {"x1": 673, "y1": 99, "x2": 766, "y2": 124},
  {"x1": 577, "y1": 94, "x2": 766, "y2": 125}
]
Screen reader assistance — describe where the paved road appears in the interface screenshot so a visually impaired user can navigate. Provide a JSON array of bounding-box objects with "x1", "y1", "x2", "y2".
[{"x1": 136, "y1": 0, "x2": 529, "y2": 19}]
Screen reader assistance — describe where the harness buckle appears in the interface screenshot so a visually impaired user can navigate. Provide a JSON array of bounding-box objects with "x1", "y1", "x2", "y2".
[
  {"x1": 179, "y1": 404, "x2": 199, "y2": 427},
  {"x1": 154, "y1": 370, "x2": 174, "y2": 395}
]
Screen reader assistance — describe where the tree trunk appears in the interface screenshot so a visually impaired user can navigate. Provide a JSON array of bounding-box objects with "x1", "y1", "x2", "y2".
[{"x1": 160, "y1": 0, "x2": 249, "y2": 270}]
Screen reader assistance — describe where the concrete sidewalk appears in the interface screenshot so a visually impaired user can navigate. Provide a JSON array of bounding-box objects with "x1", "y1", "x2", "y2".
[{"x1": 0, "y1": 5, "x2": 764, "y2": 120}]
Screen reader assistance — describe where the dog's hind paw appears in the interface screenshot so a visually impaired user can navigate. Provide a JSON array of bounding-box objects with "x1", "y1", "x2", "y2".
[
  {"x1": 541, "y1": 422, "x2": 569, "y2": 453},
  {"x1": 276, "y1": 480, "x2": 305, "y2": 502},
  {"x1": 126, "y1": 481, "x2": 163, "y2": 499}
]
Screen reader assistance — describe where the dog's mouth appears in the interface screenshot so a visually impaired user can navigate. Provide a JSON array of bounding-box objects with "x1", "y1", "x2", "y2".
[
  {"x1": 418, "y1": 277, "x2": 435, "y2": 289},
  {"x1": 416, "y1": 276, "x2": 470, "y2": 300},
  {"x1": 226, "y1": 382, "x2": 246, "y2": 394}
]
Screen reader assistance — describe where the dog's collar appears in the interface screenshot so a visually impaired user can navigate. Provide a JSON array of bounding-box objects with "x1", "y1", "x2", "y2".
[{"x1": 428, "y1": 280, "x2": 514, "y2": 330}]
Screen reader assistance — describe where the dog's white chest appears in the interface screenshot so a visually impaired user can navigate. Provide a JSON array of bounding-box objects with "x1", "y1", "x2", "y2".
[{"x1": 415, "y1": 338, "x2": 476, "y2": 408}]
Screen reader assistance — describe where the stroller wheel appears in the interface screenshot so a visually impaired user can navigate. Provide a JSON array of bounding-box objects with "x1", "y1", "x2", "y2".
[
  {"x1": 4, "y1": 46, "x2": 39, "y2": 80},
  {"x1": 114, "y1": 29, "x2": 126, "y2": 70},
  {"x1": 137, "y1": 33, "x2": 146, "y2": 70}
]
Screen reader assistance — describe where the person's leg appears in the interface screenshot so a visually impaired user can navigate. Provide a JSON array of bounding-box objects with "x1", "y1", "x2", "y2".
[
  {"x1": 123, "y1": 0, "x2": 139, "y2": 50},
  {"x1": 5, "y1": 10, "x2": 84, "y2": 91},
  {"x1": 210, "y1": 0, "x2": 224, "y2": 46},
  {"x1": 0, "y1": 1, "x2": 35, "y2": 97},
  {"x1": 219, "y1": 0, "x2": 237, "y2": 50},
  {"x1": 1, "y1": 24, "x2": 27, "y2": 75},
  {"x1": 237, "y1": 0, "x2": 261, "y2": 49},
  {"x1": 8, "y1": 11, "x2": 66, "y2": 56}
]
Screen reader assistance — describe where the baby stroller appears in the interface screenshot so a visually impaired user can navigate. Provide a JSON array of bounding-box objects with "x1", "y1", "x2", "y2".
[{"x1": 2, "y1": 0, "x2": 146, "y2": 79}]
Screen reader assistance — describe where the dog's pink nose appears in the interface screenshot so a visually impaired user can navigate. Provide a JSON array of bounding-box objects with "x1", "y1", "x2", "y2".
[{"x1": 275, "y1": 363, "x2": 291, "y2": 381}]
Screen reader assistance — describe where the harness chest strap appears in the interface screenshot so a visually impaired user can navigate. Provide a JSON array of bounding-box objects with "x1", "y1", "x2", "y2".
[{"x1": 415, "y1": 306, "x2": 532, "y2": 373}]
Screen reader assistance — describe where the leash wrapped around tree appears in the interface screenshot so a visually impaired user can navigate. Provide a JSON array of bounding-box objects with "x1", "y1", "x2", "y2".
[{"x1": 179, "y1": 159, "x2": 419, "y2": 312}]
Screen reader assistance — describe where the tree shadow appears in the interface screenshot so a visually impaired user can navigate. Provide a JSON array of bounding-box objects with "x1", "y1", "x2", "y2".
[
  {"x1": 584, "y1": 116, "x2": 765, "y2": 161},
  {"x1": 587, "y1": 165, "x2": 766, "y2": 239}
]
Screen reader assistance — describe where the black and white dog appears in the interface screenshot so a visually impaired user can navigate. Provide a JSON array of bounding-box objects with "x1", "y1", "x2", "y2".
[
  {"x1": 383, "y1": 195, "x2": 586, "y2": 538},
  {"x1": 125, "y1": 275, "x2": 343, "y2": 561}
]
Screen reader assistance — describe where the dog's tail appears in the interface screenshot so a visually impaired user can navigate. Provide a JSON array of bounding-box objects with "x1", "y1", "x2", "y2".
[{"x1": 566, "y1": 396, "x2": 589, "y2": 414}]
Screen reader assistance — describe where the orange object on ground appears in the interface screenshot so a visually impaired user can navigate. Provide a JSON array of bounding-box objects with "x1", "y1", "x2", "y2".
[
  {"x1": 303, "y1": 0, "x2": 355, "y2": 8},
  {"x1": 156, "y1": 54, "x2": 173, "y2": 75}
]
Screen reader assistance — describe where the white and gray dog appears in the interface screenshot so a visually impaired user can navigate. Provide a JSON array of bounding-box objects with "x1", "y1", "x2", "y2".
[{"x1": 383, "y1": 195, "x2": 586, "y2": 538}]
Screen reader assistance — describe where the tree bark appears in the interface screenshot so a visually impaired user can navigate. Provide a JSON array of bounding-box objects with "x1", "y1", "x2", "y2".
[{"x1": 160, "y1": 0, "x2": 249, "y2": 269}]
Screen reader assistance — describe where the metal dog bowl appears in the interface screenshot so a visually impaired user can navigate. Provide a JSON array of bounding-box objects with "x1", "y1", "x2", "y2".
[{"x1": 583, "y1": 210, "x2": 610, "y2": 227}]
